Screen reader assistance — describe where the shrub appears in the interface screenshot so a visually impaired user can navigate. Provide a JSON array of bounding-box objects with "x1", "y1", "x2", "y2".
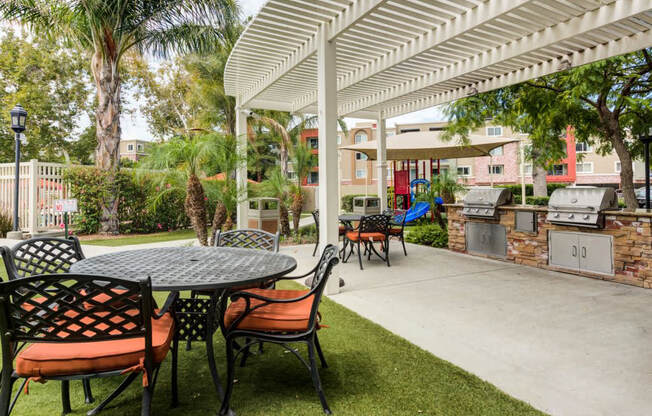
[
  {"x1": 0, "y1": 210, "x2": 11, "y2": 238},
  {"x1": 497, "y1": 183, "x2": 568, "y2": 197},
  {"x1": 64, "y1": 166, "x2": 189, "y2": 234},
  {"x1": 405, "y1": 223, "x2": 448, "y2": 248},
  {"x1": 512, "y1": 195, "x2": 550, "y2": 206}
]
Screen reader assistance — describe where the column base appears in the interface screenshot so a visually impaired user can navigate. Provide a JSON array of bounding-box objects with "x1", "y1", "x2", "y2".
[{"x1": 6, "y1": 231, "x2": 24, "y2": 240}]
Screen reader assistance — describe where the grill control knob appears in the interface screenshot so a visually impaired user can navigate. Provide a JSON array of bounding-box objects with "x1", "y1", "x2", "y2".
[
  {"x1": 568, "y1": 213, "x2": 574, "y2": 219},
  {"x1": 583, "y1": 214, "x2": 590, "y2": 220},
  {"x1": 474, "y1": 208, "x2": 479, "y2": 213},
  {"x1": 485, "y1": 209, "x2": 490, "y2": 214},
  {"x1": 554, "y1": 213, "x2": 560, "y2": 218}
]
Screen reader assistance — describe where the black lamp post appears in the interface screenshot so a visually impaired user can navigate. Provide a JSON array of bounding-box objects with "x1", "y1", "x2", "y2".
[
  {"x1": 637, "y1": 127, "x2": 652, "y2": 210},
  {"x1": 10, "y1": 104, "x2": 27, "y2": 232}
]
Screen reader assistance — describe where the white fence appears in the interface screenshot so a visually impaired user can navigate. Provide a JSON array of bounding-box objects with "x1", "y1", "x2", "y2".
[{"x1": 0, "y1": 160, "x2": 72, "y2": 234}]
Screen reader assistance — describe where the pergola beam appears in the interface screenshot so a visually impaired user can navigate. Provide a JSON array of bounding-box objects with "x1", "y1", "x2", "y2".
[
  {"x1": 380, "y1": 30, "x2": 652, "y2": 119},
  {"x1": 340, "y1": 0, "x2": 650, "y2": 116},
  {"x1": 238, "y1": 0, "x2": 390, "y2": 108}
]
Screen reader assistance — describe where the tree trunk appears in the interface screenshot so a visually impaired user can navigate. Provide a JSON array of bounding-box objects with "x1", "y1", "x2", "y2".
[
  {"x1": 223, "y1": 215, "x2": 233, "y2": 231},
  {"x1": 211, "y1": 201, "x2": 227, "y2": 245},
  {"x1": 532, "y1": 166, "x2": 548, "y2": 197},
  {"x1": 291, "y1": 190, "x2": 304, "y2": 233},
  {"x1": 279, "y1": 201, "x2": 291, "y2": 236},
  {"x1": 92, "y1": 49, "x2": 121, "y2": 234},
  {"x1": 185, "y1": 173, "x2": 208, "y2": 245}
]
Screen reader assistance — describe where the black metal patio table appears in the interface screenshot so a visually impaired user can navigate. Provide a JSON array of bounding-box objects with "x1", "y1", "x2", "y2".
[{"x1": 70, "y1": 246, "x2": 297, "y2": 405}]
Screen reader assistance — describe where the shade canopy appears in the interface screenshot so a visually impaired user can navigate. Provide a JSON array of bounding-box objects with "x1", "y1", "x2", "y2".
[
  {"x1": 340, "y1": 131, "x2": 518, "y2": 160},
  {"x1": 225, "y1": 0, "x2": 651, "y2": 119}
]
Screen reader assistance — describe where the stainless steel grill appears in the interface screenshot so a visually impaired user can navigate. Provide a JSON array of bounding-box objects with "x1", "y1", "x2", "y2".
[
  {"x1": 547, "y1": 187, "x2": 618, "y2": 229},
  {"x1": 462, "y1": 187, "x2": 513, "y2": 219}
]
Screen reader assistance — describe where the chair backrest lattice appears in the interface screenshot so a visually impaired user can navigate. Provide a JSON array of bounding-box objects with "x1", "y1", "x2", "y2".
[
  {"x1": 359, "y1": 215, "x2": 390, "y2": 234},
  {"x1": 5, "y1": 237, "x2": 85, "y2": 279},
  {"x1": 307, "y1": 245, "x2": 339, "y2": 328},
  {"x1": 0, "y1": 274, "x2": 149, "y2": 344},
  {"x1": 215, "y1": 229, "x2": 280, "y2": 252}
]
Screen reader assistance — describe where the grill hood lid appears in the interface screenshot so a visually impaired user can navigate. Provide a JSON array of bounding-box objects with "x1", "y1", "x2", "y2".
[
  {"x1": 463, "y1": 187, "x2": 513, "y2": 207},
  {"x1": 548, "y1": 187, "x2": 618, "y2": 212}
]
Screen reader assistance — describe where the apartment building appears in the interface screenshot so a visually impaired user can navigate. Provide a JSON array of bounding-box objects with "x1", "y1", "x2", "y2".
[
  {"x1": 119, "y1": 139, "x2": 149, "y2": 162},
  {"x1": 297, "y1": 121, "x2": 645, "y2": 196}
]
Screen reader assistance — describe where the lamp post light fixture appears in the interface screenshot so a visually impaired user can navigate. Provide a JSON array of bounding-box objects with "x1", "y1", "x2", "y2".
[
  {"x1": 637, "y1": 127, "x2": 652, "y2": 210},
  {"x1": 10, "y1": 104, "x2": 27, "y2": 233}
]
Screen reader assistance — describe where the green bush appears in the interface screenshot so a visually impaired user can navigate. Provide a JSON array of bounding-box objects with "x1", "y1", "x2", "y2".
[
  {"x1": 0, "y1": 210, "x2": 11, "y2": 238},
  {"x1": 512, "y1": 195, "x2": 550, "y2": 206},
  {"x1": 64, "y1": 166, "x2": 189, "y2": 234},
  {"x1": 497, "y1": 183, "x2": 568, "y2": 197},
  {"x1": 405, "y1": 223, "x2": 448, "y2": 248}
]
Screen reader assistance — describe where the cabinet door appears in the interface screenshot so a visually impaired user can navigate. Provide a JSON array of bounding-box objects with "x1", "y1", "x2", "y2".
[
  {"x1": 548, "y1": 231, "x2": 579, "y2": 271},
  {"x1": 579, "y1": 234, "x2": 613, "y2": 275}
]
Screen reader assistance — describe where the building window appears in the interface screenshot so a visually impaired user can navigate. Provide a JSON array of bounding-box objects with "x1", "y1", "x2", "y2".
[
  {"x1": 137, "y1": 144, "x2": 144, "y2": 151},
  {"x1": 287, "y1": 171, "x2": 297, "y2": 180},
  {"x1": 429, "y1": 127, "x2": 445, "y2": 131},
  {"x1": 308, "y1": 171, "x2": 319, "y2": 184},
  {"x1": 575, "y1": 142, "x2": 592, "y2": 153},
  {"x1": 336, "y1": 134, "x2": 341, "y2": 144},
  {"x1": 489, "y1": 146, "x2": 503, "y2": 156},
  {"x1": 488, "y1": 165, "x2": 504, "y2": 175},
  {"x1": 548, "y1": 164, "x2": 568, "y2": 176},
  {"x1": 400, "y1": 128, "x2": 420, "y2": 133},
  {"x1": 523, "y1": 164, "x2": 532, "y2": 176},
  {"x1": 356, "y1": 152, "x2": 368, "y2": 160},
  {"x1": 486, "y1": 126, "x2": 503, "y2": 137},
  {"x1": 127, "y1": 144, "x2": 134, "y2": 151},
  {"x1": 307, "y1": 137, "x2": 318, "y2": 149},
  {"x1": 356, "y1": 168, "x2": 366, "y2": 179},
  {"x1": 576, "y1": 162, "x2": 593, "y2": 174},
  {"x1": 354, "y1": 131, "x2": 367, "y2": 144},
  {"x1": 457, "y1": 166, "x2": 471, "y2": 176},
  {"x1": 615, "y1": 162, "x2": 634, "y2": 173},
  {"x1": 386, "y1": 131, "x2": 395, "y2": 137}
]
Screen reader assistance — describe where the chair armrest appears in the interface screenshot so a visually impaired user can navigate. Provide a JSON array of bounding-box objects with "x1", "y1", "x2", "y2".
[
  {"x1": 230, "y1": 288, "x2": 314, "y2": 305},
  {"x1": 153, "y1": 291, "x2": 179, "y2": 319}
]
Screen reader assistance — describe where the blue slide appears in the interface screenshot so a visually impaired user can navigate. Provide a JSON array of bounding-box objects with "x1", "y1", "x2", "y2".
[{"x1": 403, "y1": 201, "x2": 431, "y2": 223}]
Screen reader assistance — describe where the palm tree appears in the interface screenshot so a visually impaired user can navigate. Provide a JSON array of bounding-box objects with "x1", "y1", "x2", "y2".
[
  {"x1": 261, "y1": 168, "x2": 292, "y2": 236},
  {"x1": 140, "y1": 133, "x2": 220, "y2": 245},
  {"x1": 290, "y1": 143, "x2": 317, "y2": 233},
  {"x1": 1, "y1": 0, "x2": 240, "y2": 233}
]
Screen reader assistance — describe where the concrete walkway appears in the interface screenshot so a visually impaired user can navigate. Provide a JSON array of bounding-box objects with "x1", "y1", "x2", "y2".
[
  {"x1": 291, "y1": 242, "x2": 652, "y2": 416},
  {"x1": 3, "y1": 236, "x2": 650, "y2": 415}
]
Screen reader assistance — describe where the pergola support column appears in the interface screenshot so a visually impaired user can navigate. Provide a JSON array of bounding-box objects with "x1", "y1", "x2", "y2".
[
  {"x1": 317, "y1": 23, "x2": 340, "y2": 295},
  {"x1": 376, "y1": 114, "x2": 387, "y2": 210},
  {"x1": 235, "y1": 102, "x2": 248, "y2": 229}
]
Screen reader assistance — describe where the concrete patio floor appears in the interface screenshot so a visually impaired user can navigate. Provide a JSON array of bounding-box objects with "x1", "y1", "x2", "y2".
[
  {"x1": 284, "y1": 242, "x2": 652, "y2": 416},
  {"x1": 2, "y1": 236, "x2": 649, "y2": 415}
]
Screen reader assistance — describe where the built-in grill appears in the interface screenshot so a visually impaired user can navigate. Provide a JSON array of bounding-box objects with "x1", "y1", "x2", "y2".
[
  {"x1": 462, "y1": 187, "x2": 513, "y2": 219},
  {"x1": 547, "y1": 187, "x2": 618, "y2": 229}
]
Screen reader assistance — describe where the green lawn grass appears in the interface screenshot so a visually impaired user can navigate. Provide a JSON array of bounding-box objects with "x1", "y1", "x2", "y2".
[
  {"x1": 81, "y1": 229, "x2": 196, "y2": 247},
  {"x1": 6, "y1": 280, "x2": 545, "y2": 416}
]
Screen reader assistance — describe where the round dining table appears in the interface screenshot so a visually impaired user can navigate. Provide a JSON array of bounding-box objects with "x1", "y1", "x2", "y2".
[{"x1": 71, "y1": 246, "x2": 297, "y2": 406}]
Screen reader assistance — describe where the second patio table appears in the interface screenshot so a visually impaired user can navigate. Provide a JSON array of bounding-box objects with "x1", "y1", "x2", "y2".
[{"x1": 70, "y1": 246, "x2": 297, "y2": 404}]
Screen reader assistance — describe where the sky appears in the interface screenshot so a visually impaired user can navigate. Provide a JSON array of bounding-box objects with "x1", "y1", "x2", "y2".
[{"x1": 122, "y1": 0, "x2": 445, "y2": 141}]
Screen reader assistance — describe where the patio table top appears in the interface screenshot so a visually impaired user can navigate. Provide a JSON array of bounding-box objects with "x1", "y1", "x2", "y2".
[{"x1": 71, "y1": 246, "x2": 297, "y2": 291}]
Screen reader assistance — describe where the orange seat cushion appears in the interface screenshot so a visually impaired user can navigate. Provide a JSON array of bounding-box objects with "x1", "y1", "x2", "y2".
[
  {"x1": 225, "y1": 288, "x2": 315, "y2": 333},
  {"x1": 345, "y1": 232, "x2": 386, "y2": 241},
  {"x1": 15, "y1": 312, "x2": 174, "y2": 379}
]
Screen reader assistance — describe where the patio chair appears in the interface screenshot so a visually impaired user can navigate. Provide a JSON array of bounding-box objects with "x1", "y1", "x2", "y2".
[
  {"x1": 343, "y1": 214, "x2": 391, "y2": 270},
  {"x1": 0, "y1": 274, "x2": 176, "y2": 416},
  {"x1": 218, "y1": 244, "x2": 340, "y2": 415},
  {"x1": 384, "y1": 209, "x2": 408, "y2": 256},
  {"x1": 311, "y1": 210, "x2": 347, "y2": 257},
  {"x1": 0, "y1": 237, "x2": 96, "y2": 408},
  {"x1": 185, "y1": 229, "x2": 280, "y2": 352}
]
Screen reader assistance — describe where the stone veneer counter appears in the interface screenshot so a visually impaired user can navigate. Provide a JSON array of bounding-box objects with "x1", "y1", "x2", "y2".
[{"x1": 444, "y1": 204, "x2": 652, "y2": 288}]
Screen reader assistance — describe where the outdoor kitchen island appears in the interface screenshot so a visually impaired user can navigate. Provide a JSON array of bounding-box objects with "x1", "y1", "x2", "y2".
[{"x1": 445, "y1": 199, "x2": 652, "y2": 289}]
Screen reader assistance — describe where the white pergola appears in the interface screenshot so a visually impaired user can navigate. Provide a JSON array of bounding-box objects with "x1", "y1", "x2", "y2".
[{"x1": 225, "y1": 0, "x2": 652, "y2": 293}]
